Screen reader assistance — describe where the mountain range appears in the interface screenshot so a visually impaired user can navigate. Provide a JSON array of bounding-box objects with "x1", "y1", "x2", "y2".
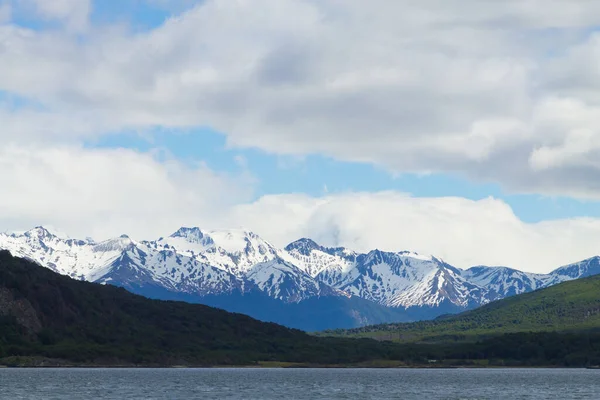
[
  {"x1": 1, "y1": 226, "x2": 599, "y2": 331},
  {"x1": 5, "y1": 249, "x2": 600, "y2": 368}
]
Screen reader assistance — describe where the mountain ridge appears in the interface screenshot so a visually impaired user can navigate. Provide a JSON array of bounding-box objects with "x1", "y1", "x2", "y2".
[{"x1": 1, "y1": 226, "x2": 599, "y2": 330}]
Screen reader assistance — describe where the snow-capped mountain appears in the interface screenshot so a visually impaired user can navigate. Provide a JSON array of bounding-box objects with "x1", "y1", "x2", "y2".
[
  {"x1": 0, "y1": 227, "x2": 132, "y2": 281},
  {"x1": 246, "y1": 258, "x2": 340, "y2": 302},
  {"x1": 1, "y1": 226, "x2": 599, "y2": 330},
  {"x1": 148, "y1": 227, "x2": 328, "y2": 302},
  {"x1": 285, "y1": 238, "x2": 600, "y2": 311},
  {"x1": 286, "y1": 240, "x2": 489, "y2": 309},
  {"x1": 543, "y1": 256, "x2": 600, "y2": 286},
  {"x1": 154, "y1": 227, "x2": 297, "y2": 276},
  {"x1": 339, "y1": 251, "x2": 485, "y2": 308},
  {"x1": 0, "y1": 227, "x2": 333, "y2": 304},
  {"x1": 461, "y1": 266, "x2": 548, "y2": 302},
  {"x1": 285, "y1": 238, "x2": 357, "y2": 286}
]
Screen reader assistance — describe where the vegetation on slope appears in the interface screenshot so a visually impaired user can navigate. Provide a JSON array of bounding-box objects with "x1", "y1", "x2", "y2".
[
  {"x1": 322, "y1": 274, "x2": 600, "y2": 342},
  {"x1": 2, "y1": 250, "x2": 600, "y2": 367},
  {"x1": 0, "y1": 251, "x2": 415, "y2": 366}
]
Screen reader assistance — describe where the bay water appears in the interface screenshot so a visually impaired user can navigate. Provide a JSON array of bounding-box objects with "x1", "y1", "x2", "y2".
[{"x1": 1, "y1": 368, "x2": 598, "y2": 399}]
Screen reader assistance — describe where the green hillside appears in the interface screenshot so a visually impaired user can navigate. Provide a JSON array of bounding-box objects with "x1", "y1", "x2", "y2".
[
  {"x1": 3, "y1": 250, "x2": 600, "y2": 367},
  {"x1": 323, "y1": 275, "x2": 600, "y2": 342},
  {"x1": 0, "y1": 251, "x2": 416, "y2": 366}
]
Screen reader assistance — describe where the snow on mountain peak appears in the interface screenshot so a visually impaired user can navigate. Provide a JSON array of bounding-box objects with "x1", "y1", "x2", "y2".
[
  {"x1": 206, "y1": 229, "x2": 266, "y2": 254},
  {"x1": 397, "y1": 250, "x2": 433, "y2": 261},
  {"x1": 285, "y1": 239, "x2": 358, "y2": 283},
  {"x1": 245, "y1": 257, "x2": 333, "y2": 302},
  {"x1": 23, "y1": 226, "x2": 64, "y2": 240},
  {"x1": 167, "y1": 227, "x2": 272, "y2": 254},
  {"x1": 42, "y1": 225, "x2": 71, "y2": 239},
  {"x1": 92, "y1": 235, "x2": 135, "y2": 253},
  {"x1": 170, "y1": 227, "x2": 209, "y2": 241},
  {"x1": 545, "y1": 256, "x2": 600, "y2": 284},
  {"x1": 1, "y1": 226, "x2": 600, "y2": 316},
  {"x1": 164, "y1": 227, "x2": 214, "y2": 253},
  {"x1": 152, "y1": 228, "x2": 291, "y2": 278},
  {"x1": 285, "y1": 238, "x2": 323, "y2": 256}
]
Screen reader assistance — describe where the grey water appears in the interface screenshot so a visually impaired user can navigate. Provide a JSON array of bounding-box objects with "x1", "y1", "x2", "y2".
[{"x1": 0, "y1": 368, "x2": 598, "y2": 399}]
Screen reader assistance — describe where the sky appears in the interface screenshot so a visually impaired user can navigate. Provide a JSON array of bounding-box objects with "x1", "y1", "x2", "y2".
[{"x1": 1, "y1": 0, "x2": 600, "y2": 273}]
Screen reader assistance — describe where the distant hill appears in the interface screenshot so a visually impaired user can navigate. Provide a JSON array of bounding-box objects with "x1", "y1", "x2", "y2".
[{"x1": 324, "y1": 274, "x2": 600, "y2": 342}]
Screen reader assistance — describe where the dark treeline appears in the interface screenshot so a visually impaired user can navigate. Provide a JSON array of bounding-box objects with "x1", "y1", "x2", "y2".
[{"x1": 413, "y1": 332, "x2": 600, "y2": 367}]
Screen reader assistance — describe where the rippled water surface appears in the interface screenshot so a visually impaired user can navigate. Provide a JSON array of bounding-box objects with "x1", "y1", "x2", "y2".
[{"x1": 1, "y1": 368, "x2": 599, "y2": 399}]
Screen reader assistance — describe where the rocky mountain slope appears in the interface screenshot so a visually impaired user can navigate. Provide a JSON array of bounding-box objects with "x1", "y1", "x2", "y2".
[
  {"x1": 286, "y1": 239, "x2": 600, "y2": 313},
  {"x1": 1, "y1": 226, "x2": 598, "y2": 330}
]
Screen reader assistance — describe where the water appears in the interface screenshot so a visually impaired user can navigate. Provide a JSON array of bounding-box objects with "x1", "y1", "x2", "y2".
[{"x1": 0, "y1": 368, "x2": 598, "y2": 399}]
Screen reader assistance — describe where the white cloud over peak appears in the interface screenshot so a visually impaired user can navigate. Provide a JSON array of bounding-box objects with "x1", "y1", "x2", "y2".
[
  {"x1": 225, "y1": 192, "x2": 600, "y2": 273},
  {"x1": 2, "y1": 153, "x2": 598, "y2": 273}
]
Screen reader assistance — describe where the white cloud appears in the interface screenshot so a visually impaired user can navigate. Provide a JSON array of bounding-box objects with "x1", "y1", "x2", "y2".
[
  {"x1": 224, "y1": 192, "x2": 600, "y2": 273},
  {"x1": 0, "y1": 145, "x2": 253, "y2": 240},
  {"x1": 0, "y1": 145, "x2": 598, "y2": 273},
  {"x1": 1, "y1": 0, "x2": 600, "y2": 197}
]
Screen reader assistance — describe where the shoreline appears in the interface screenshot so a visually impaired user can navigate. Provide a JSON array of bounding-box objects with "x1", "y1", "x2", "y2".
[
  {"x1": 2, "y1": 356, "x2": 598, "y2": 370},
  {"x1": 1, "y1": 363, "x2": 596, "y2": 370}
]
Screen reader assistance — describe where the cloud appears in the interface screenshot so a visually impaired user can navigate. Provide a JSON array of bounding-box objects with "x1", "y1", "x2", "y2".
[
  {"x1": 0, "y1": 145, "x2": 253, "y2": 240},
  {"x1": 0, "y1": 145, "x2": 598, "y2": 273},
  {"x1": 224, "y1": 192, "x2": 600, "y2": 273},
  {"x1": 1, "y1": 0, "x2": 600, "y2": 197}
]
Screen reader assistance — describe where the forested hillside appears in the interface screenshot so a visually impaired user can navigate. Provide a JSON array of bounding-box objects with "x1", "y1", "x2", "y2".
[
  {"x1": 0, "y1": 251, "x2": 409, "y2": 366},
  {"x1": 324, "y1": 274, "x2": 600, "y2": 342},
  {"x1": 2, "y1": 251, "x2": 600, "y2": 367}
]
